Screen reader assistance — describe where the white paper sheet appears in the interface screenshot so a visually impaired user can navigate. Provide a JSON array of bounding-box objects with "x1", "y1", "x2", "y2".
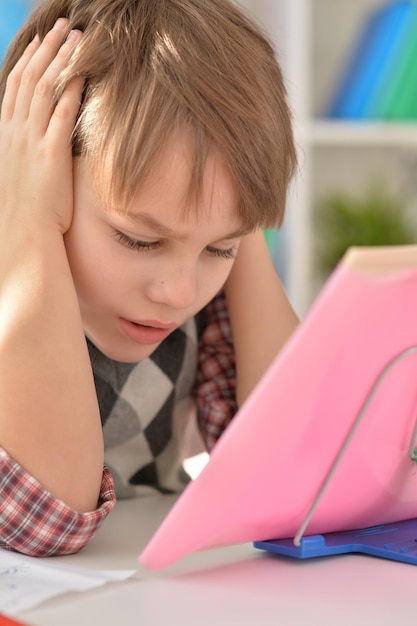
[{"x1": 0, "y1": 549, "x2": 136, "y2": 616}]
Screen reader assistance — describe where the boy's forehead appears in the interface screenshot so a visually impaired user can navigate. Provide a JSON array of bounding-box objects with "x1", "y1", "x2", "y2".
[
  {"x1": 127, "y1": 150, "x2": 242, "y2": 232},
  {"x1": 75, "y1": 154, "x2": 248, "y2": 237},
  {"x1": 83, "y1": 131, "x2": 239, "y2": 209}
]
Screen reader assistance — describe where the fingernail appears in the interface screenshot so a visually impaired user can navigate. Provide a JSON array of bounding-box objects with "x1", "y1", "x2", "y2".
[
  {"x1": 53, "y1": 18, "x2": 68, "y2": 31},
  {"x1": 66, "y1": 29, "x2": 82, "y2": 43}
]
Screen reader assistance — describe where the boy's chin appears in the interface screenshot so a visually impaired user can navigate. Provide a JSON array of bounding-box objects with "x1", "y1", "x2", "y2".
[{"x1": 86, "y1": 334, "x2": 161, "y2": 363}]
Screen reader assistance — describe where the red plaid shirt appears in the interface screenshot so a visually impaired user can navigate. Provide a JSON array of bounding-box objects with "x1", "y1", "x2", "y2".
[
  {"x1": 0, "y1": 292, "x2": 236, "y2": 557},
  {"x1": 195, "y1": 292, "x2": 237, "y2": 450},
  {"x1": 0, "y1": 448, "x2": 115, "y2": 556}
]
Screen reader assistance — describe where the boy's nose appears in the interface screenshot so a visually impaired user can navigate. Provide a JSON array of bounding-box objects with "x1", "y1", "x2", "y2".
[{"x1": 145, "y1": 264, "x2": 198, "y2": 310}]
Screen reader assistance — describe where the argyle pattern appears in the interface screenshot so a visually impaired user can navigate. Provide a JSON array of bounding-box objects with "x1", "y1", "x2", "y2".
[{"x1": 87, "y1": 309, "x2": 208, "y2": 496}]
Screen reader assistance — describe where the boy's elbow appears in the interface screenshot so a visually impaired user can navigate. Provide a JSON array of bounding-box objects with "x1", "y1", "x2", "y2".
[
  {"x1": 0, "y1": 449, "x2": 116, "y2": 557},
  {"x1": 0, "y1": 492, "x2": 115, "y2": 557}
]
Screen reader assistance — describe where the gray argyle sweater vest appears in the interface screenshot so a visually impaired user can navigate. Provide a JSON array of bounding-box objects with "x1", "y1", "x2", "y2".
[{"x1": 87, "y1": 309, "x2": 207, "y2": 498}]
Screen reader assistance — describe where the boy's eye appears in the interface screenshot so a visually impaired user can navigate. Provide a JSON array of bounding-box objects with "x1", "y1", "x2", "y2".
[
  {"x1": 205, "y1": 245, "x2": 237, "y2": 260},
  {"x1": 113, "y1": 231, "x2": 160, "y2": 252},
  {"x1": 113, "y1": 230, "x2": 237, "y2": 260}
]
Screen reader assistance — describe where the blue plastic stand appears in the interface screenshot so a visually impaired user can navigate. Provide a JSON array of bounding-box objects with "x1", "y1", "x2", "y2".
[{"x1": 254, "y1": 518, "x2": 417, "y2": 565}]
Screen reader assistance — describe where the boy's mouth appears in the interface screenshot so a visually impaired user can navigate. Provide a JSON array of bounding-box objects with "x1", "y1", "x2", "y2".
[{"x1": 118, "y1": 318, "x2": 176, "y2": 345}]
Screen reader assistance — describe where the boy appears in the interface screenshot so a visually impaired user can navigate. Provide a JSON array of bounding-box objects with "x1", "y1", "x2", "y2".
[{"x1": 0, "y1": 0, "x2": 298, "y2": 556}]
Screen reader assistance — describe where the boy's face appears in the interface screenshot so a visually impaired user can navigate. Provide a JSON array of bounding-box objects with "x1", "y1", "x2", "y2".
[{"x1": 65, "y1": 134, "x2": 246, "y2": 362}]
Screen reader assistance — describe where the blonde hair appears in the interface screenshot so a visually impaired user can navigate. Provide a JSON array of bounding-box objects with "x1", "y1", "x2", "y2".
[{"x1": 1, "y1": 0, "x2": 297, "y2": 230}]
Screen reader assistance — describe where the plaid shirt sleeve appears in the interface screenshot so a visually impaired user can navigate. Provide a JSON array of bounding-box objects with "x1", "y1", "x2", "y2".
[
  {"x1": 0, "y1": 446, "x2": 116, "y2": 557},
  {"x1": 194, "y1": 290, "x2": 238, "y2": 451}
]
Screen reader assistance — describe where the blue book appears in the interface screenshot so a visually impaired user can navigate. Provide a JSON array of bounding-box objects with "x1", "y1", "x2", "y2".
[
  {"x1": 327, "y1": 1, "x2": 415, "y2": 119},
  {"x1": 365, "y1": 3, "x2": 417, "y2": 118}
]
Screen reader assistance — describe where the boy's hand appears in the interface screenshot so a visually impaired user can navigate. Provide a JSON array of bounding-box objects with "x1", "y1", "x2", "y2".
[
  {"x1": 0, "y1": 18, "x2": 83, "y2": 236},
  {"x1": 0, "y1": 25, "x2": 104, "y2": 516}
]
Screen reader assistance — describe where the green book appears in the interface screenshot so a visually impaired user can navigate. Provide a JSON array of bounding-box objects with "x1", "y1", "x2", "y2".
[{"x1": 373, "y1": 7, "x2": 417, "y2": 119}]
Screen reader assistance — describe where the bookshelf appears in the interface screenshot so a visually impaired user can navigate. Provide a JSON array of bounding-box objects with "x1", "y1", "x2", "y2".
[{"x1": 238, "y1": 0, "x2": 417, "y2": 316}]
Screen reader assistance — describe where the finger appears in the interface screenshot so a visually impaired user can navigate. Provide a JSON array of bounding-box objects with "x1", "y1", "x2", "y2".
[
  {"x1": 12, "y1": 18, "x2": 69, "y2": 121},
  {"x1": 29, "y1": 30, "x2": 83, "y2": 136},
  {"x1": 0, "y1": 35, "x2": 41, "y2": 122},
  {"x1": 46, "y1": 74, "x2": 85, "y2": 150}
]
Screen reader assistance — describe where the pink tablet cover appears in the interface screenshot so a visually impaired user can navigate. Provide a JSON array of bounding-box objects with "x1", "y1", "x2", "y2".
[{"x1": 140, "y1": 255, "x2": 417, "y2": 570}]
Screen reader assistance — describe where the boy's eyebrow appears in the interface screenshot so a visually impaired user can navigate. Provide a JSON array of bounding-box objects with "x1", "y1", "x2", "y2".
[{"x1": 125, "y1": 212, "x2": 252, "y2": 240}]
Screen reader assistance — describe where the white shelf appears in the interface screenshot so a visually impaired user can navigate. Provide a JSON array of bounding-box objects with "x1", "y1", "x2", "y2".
[{"x1": 309, "y1": 121, "x2": 417, "y2": 147}]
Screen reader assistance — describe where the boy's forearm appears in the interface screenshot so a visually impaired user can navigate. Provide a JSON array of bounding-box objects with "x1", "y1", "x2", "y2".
[
  {"x1": 0, "y1": 231, "x2": 103, "y2": 512},
  {"x1": 224, "y1": 230, "x2": 299, "y2": 406}
]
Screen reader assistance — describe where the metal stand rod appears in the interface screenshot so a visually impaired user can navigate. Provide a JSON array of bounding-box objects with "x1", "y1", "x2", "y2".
[{"x1": 293, "y1": 344, "x2": 417, "y2": 547}]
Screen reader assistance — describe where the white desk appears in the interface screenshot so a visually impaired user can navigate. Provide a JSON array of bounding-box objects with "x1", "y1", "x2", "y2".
[{"x1": 21, "y1": 495, "x2": 417, "y2": 626}]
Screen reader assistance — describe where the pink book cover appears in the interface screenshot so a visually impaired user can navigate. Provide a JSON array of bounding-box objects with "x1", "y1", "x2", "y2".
[{"x1": 140, "y1": 246, "x2": 417, "y2": 570}]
